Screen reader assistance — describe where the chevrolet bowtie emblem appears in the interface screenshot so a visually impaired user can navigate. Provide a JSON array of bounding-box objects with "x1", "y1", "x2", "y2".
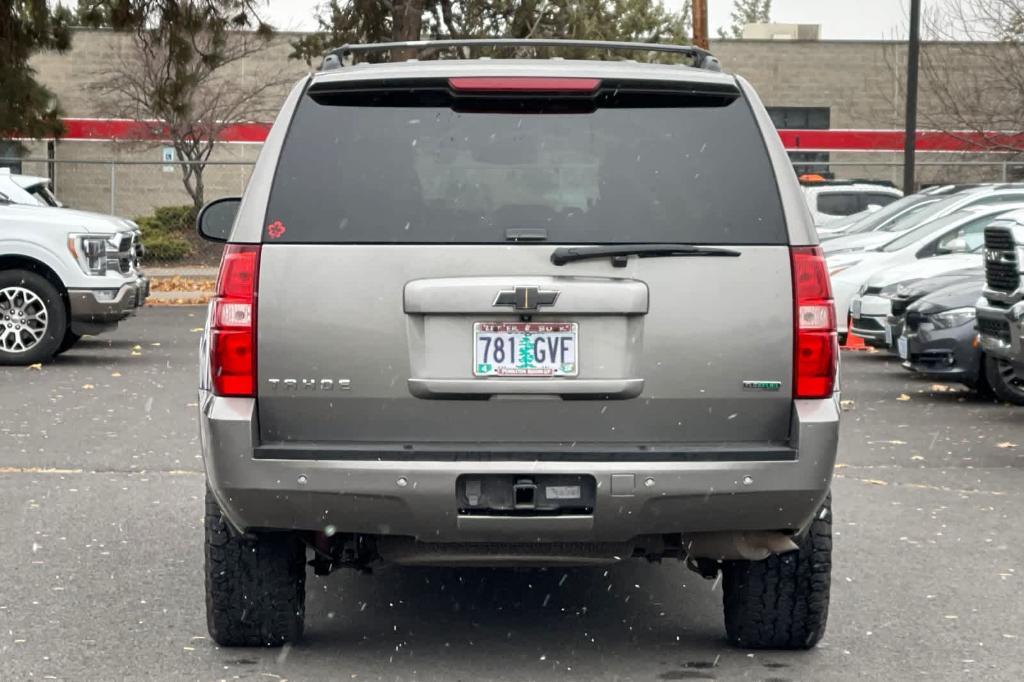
[{"x1": 493, "y1": 286, "x2": 559, "y2": 311}]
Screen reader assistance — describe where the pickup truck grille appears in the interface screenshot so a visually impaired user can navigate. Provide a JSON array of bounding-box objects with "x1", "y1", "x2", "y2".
[
  {"x1": 106, "y1": 232, "x2": 139, "y2": 275},
  {"x1": 978, "y1": 316, "x2": 1012, "y2": 343},
  {"x1": 984, "y1": 227, "x2": 1019, "y2": 293}
]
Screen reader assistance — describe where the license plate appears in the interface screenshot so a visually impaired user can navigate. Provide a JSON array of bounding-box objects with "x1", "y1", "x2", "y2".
[
  {"x1": 884, "y1": 325, "x2": 893, "y2": 346},
  {"x1": 474, "y1": 322, "x2": 578, "y2": 377},
  {"x1": 851, "y1": 298, "x2": 862, "y2": 318},
  {"x1": 897, "y1": 335, "x2": 908, "y2": 360}
]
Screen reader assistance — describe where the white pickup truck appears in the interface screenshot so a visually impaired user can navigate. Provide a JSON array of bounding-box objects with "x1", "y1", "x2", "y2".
[{"x1": 0, "y1": 191, "x2": 148, "y2": 364}]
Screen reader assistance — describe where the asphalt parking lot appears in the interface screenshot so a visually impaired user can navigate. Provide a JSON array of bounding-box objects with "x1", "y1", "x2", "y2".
[{"x1": 1, "y1": 306, "x2": 1022, "y2": 681}]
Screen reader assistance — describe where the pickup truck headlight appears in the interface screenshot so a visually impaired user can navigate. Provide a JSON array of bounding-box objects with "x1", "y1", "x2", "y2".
[
  {"x1": 67, "y1": 234, "x2": 111, "y2": 276},
  {"x1": 928, "y1": 306, "x2": 976, "y2": 329}
]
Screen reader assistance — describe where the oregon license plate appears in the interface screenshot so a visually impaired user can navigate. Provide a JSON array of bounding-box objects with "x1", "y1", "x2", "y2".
[{"x1": 473, "y1": 322, "x2": 578, "y2": 377}]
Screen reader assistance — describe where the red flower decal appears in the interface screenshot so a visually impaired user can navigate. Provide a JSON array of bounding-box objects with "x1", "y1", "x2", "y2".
[{"x1": 266, "y1": 220, "x2": 286, "y2": 239}]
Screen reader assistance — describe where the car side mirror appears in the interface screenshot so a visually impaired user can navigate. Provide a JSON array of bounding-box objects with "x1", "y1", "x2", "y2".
[
  {"x1": 865, "y1": 204, "x2": 883, "y2": 213},
  {"x1": 196, "y1": 197, "x2": 241, "y2": 243}
]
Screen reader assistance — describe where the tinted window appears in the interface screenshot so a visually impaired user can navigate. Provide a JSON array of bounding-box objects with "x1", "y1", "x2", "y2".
[
  {"x1": 816, "y1": 192, "x2": 861, "y2": 216},
  {"x1": 265, "y1": 91, "x2": 787, "y2": 244}
]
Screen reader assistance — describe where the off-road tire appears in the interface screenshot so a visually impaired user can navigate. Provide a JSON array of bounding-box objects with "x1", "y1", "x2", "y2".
[
  {"x1": 205, "y1": 487, "x2": 306, "y2": 647},
  {"x1": 984, "y1": 355, "x2": 1024, "y2": 406},
  {"x1": 0, "y1": 269, "x2": 66, "y2": 366},
  {"x1": 721, "y1": 493, "x2": 832, "y2": 649},
  {"x1": 55, "y1": 331, "x2": 81, "y2": 355}
]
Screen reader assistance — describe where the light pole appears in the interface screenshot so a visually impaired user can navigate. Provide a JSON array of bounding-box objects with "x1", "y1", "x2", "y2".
[
  {"x1": 693, "y1": 0, "x2": 709, "y2": 50},
  {"x1": 903, "y1": 0, "x2": 922, "y2": 192}
]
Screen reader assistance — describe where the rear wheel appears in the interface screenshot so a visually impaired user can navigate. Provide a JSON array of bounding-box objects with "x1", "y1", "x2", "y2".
[
  {"x1": 984, "y1": 355, "x2": 1024, "y2": 406},
  {"x1": 721, "y1": 494, "x2": 832, "y2": 649},
  {"x1": 0, "y1": 270, "x2": 66, "y2": 366},
  {"x1": 205, "y1": 487, "x2": 306, "y2": 647}
]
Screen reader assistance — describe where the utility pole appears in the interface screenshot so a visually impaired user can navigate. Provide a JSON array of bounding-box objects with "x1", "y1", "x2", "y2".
[
  {"x1": 693, "y1": 0, "x2": 709, "y2": 50},
  {"x1": 903, "y1": 0, "x2": 922, "y2": 193}
]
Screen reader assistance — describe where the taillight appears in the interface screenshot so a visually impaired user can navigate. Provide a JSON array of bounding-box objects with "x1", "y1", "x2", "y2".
[
  {"x1": 791, "y1": 246, "x2": 837, "y2": 399},
  {"x1": 210, "y1": 244, "x2": 260, "y2": 397}
]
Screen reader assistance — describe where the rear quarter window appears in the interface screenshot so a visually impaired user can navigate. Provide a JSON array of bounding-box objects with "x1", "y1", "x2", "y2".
[{"x1": 263, "y1": 83, "x2": 788, "y2": 245}]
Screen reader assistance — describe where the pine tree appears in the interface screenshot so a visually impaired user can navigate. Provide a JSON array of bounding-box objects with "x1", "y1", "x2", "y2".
[
  {"x1": 517, "y1": 333, "x2": 534, "y2": 369},
  {"x1": 717, "y1": 0, "x2": 771, "y2": 39},
  {"x1": 0, "y1": 1, "x2": 73, "y2": 146},
  {"x1": 291, "y1": 0, "x2": 693, "y2": 66}
]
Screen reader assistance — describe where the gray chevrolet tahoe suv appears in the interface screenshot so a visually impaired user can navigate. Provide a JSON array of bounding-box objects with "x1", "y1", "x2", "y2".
[{"x1": 196, "y1": 39, "x2": 840, "y2": 650}]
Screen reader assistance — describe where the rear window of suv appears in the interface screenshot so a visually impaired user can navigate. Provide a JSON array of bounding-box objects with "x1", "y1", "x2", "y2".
[{"x1": 264, "y1": 81, "x2": 787, "y2": 245}]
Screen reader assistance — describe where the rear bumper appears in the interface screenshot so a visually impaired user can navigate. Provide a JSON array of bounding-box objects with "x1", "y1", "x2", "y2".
[
  {"x1": 68, "y1": 277, "x2": 149, "y2": 335},
  {"x1": 200, "y1": 395, "x2": 839, "y2": 543},
  {"x1": 977, "y1": 299, "x2": 1023, "y2": 363}
]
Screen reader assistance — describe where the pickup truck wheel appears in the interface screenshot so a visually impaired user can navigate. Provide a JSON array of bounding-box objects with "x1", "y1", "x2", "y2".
[
  {"x1": 721, "y1": 493, "x2": 832, "y2": 650},
  {"x1": 55, "y1": 331, "x2": 82, "y2": 355},
  {"x1": 984, "y1": 355, "x2": 1024, "y2": 406},
  {"x1": 205, "y1": 487, "x2": 306, "y2": 647},
  {"x1": 0, "y1": 270, "x2": 66, "y2": 365}
]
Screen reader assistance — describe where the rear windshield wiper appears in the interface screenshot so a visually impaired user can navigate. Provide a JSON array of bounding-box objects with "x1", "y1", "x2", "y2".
[{"x1": 551, "y1": 243, "x2": 741, "y2": 266}]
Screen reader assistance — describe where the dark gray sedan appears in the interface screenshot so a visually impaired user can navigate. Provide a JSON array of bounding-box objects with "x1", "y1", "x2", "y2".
[{"x1": 899, "y1": 276, "x2": 1024, "y2": 403}]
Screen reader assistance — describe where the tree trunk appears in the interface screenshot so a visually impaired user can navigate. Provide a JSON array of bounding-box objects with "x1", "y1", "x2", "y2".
[{"x1": 392, "y1": 0, "x2": 425, "y2": 60}]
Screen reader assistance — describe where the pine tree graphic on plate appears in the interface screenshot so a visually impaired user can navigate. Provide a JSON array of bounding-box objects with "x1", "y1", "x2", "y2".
[{"x1": 517, "y1": 333, "x2": 534, "y2": 369}]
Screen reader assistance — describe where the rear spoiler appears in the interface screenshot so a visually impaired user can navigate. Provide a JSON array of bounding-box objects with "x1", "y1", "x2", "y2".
[{"x1": 320, "y1": 38, "x2": 722, "y2": 72}]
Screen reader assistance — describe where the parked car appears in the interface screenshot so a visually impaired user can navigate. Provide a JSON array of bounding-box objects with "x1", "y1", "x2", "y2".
[
  {"x1": 848, "y1": 252, "x2": 982, "y2": 347},
  {"x1": 0, "y1": 201, "x2": 148, "y2": 363},
  {"x1": 899, "y1": 276, "x2": 1024, "y2": 402},
  {"x1": 816, "y1": 184, "x2": 979, "y2": 241},
  {"x1": 824, "y1": 184, "x2": 1024, "y2": 256},
  {"x1": 0, "y1": 168, "x2": 61, "y2": 207},
  {"x1": 196, "y1": 39, "x2": 839, "y2": 650},
  {"x1": 829, "y1": 203, "x2": 1024, "y2": 340},
  {"x1": 884, "y1": 266, "x2": 984, "y2": 349},
  {"x1": 976, "y1": 209, "x2": 1024, "y2": 401},
  {"x1": 801, "y1": 179, "x2": 902, "y2": 226}
]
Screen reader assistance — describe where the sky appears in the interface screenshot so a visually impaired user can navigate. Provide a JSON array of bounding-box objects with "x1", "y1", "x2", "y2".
[{"x1": 262, "y1": 0, "x2": 928, "y2": 39}]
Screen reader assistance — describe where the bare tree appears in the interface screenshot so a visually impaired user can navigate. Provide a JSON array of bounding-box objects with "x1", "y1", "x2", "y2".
[
  {"x1": 91, "y1": 6, "x2": 290, "y2": 209},
  {"x1": 915, "y1": 0, "x2": 1024, "y2": 153}
]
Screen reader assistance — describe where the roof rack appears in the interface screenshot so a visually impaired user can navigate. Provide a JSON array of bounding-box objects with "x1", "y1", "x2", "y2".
[{"x1": 320, "y1": 38, "x2": 721, "y2": 72}]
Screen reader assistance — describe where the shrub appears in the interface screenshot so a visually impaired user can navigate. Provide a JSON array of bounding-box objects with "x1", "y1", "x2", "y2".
[
  {"x1": 142, "y1": 232, "x2": 191, "y2": 262},
  {"x1": 134, "y1": 205, "x2": 196, "y2": 235},
  {"x1": 135, "y1": 204, "x2": 199, "y2": 262}
]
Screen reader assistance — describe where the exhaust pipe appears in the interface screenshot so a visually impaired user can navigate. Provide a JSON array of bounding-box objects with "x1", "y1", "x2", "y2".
[{"x1": 684, "y1": 531, "x2": 799, "y2": 561}]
